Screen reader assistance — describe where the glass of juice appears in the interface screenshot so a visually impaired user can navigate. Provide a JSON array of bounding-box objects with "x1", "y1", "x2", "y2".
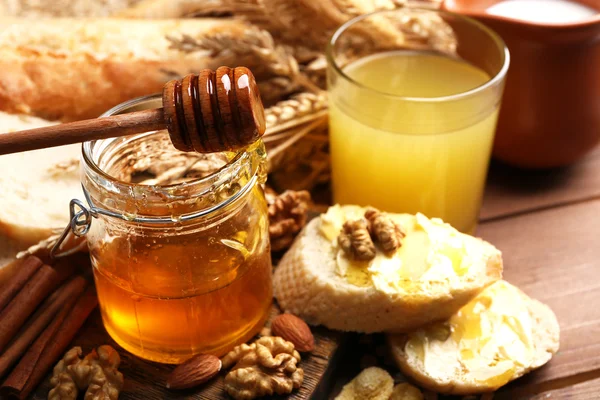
[{"x1": 326, "y1": 8, "x2": 509, "y2": 233}]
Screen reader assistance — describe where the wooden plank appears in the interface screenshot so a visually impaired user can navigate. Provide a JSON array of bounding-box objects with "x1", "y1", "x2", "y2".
[
  {"x1": 528, "y1": 377, "x2": 600, "y2": 400},
  {"x1": 477, "y1": 199, "x2": 600, "y2": 395},
  {"x1": 31, "y1": 305, "x2": 345, "y2": 400},
  {"x1": 480, "y1": 147, "x2": 600, "y2": 221},
  {"x1": 496, "y1": 375, "x2": 600, "y2": 400}
]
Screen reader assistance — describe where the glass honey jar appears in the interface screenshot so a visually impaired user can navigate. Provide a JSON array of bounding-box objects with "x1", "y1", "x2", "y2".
[{"x1": 80, "y1": 95, "x2": 272, "y2": 364}]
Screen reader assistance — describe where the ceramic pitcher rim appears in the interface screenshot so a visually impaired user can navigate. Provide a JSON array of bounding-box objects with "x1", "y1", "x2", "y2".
[{"x1": 441, "y1": 0, "x2": 600, "y2": 29}]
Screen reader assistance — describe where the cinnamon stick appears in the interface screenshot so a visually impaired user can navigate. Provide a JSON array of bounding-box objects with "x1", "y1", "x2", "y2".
[
  {"x1": 0, "y1": 288, "x2": 98, "y2": 400},
  {"x1": 0, "y1": 261, "x2": 74, "y2": 352},
  {"x1": 0, "y1": 295, "x2": 77, "y2": 400},
  {"x1": 0, "y1": 275, "x2": 87, "y2": 378},
  {"x1": 0, "y1": 256, "x2": 43, "y2": 312}
]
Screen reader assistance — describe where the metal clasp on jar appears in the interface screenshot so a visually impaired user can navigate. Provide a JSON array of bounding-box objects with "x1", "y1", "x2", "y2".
[{"x1": 50, "y1": 198, "x2": 93, "y2": 260}]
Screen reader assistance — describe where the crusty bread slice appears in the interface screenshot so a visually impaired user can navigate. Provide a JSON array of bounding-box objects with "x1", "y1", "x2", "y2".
[
  {"x1": 0, "y1": 111, "x2": 82, "y2": 245},
  {"x1": 0, "y1": 17, "x2": 247, "y2": 121},
  {"x1": 273, "y1": 206, "x2": 503, "y2": 333},
  {"x1": 388, "y1": 280, "x2": 560, "y2": 395}
]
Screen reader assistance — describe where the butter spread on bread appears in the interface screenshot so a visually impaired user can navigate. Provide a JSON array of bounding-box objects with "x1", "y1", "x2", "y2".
[
  {"x1": 273, "y1": 205, "x2": 503, "y2": 333},
  {"x1": 389, "y1": 280, "x2": 560, "y2": 394},
  {"x1": 320, "y1": 205, "x2": 491, "y2": 294}
]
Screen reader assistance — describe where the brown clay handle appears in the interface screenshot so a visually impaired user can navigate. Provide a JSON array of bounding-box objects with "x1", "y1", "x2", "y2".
[{"x1": 0, "y1": 66, "x2": 265, "y2": 156}]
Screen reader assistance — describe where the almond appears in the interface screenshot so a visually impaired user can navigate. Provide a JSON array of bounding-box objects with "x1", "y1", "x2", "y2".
[
  {"x1": 271, "y1": 313, "x2": 315, "y2": 352},
  {"x1": 166, "y1": 353, "x2": 221, "y2": 390}
]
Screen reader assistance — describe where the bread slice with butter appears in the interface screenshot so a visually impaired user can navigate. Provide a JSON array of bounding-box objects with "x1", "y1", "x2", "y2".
[
  {"x1": 388, "y1": 280, "x2": 560, "y2": 395},
  {"x1": 273, "y1": 205, "x2": 503, "y2": 333}
]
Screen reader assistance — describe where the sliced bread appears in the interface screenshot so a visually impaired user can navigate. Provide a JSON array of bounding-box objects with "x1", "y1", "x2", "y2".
[
  {"x1": 0, "y1": 111, "x2": 81, "y2": 245},
  {"x1": 388, "y1": 280, "x2": 560, "y2": 395},
  {"x1": 273, "y1": 205, "x2": 503, "y2": 333}
]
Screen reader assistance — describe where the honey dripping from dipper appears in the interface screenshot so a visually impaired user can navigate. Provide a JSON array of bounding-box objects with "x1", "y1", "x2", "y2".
[{"x1": 163, "y1": 66, "x2": 266, "y2": 153}]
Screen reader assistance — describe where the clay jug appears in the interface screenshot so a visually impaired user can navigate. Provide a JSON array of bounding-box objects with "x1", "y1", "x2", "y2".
[{"x1": 442, "y1": 0, "x2": 600, "y2": 168}]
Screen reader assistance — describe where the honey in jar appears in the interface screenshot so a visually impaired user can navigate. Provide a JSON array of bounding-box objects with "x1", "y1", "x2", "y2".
[{"x1": 81, "y1": 95, "x2": 272, "y2": 364}]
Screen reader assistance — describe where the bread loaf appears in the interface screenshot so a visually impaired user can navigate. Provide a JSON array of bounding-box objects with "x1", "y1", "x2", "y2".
[
  {"x1": 0, "y1": 17, "x2": 248, "y2": 121},
  {"x1": 0, "y1": 0, "x2": 142, "y2": 18}
]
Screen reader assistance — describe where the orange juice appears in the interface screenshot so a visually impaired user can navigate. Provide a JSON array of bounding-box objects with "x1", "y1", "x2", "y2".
[{"x1": 329, "y1": 51, "x2": 499, "y2": 233}]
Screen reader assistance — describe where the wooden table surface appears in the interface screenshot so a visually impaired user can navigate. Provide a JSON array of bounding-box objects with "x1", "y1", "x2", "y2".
[
  {"x1": 19, "y1": 146, "x2": 600, "y2": 399},
  {"x1": 479, "y1": 149, "x2": 600, "y2": 399}
]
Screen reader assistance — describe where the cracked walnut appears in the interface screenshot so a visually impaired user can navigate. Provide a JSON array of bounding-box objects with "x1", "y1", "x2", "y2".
[
  {"x1": 222, "y1": 336, "x2": 304, "y2": 400},
  {"x1": 266, "y1": 189, "x2": 311, "y2": 252},
  {"x1": 48, "y1": 345, "x2": 123, "y2": 400}
]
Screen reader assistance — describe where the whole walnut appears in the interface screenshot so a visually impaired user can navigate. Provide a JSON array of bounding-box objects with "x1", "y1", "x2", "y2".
[
  {"x1": 266, "y1": 189, "x2": 311, "y2": 252},
  {"x1": 222, "y1": 336, "x2": 304, "y2": 400},
  {"x1": 48, "y1": 346, "x2": 123, "y2": 400}
]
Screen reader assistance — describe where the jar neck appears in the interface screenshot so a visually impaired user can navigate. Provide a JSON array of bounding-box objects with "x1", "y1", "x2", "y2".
[{"x1": 82, "y1": 135, "x2": 267, "y2": 222}]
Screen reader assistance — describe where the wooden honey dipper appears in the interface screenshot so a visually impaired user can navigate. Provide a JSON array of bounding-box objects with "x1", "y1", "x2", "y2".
[{"x1": 0, "y1": 66, "x2": 266, "y2": 155}]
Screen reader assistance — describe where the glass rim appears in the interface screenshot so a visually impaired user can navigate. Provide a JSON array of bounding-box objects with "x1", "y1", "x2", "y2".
[
  {"x1": 326, "y1": 7, "x2": 510, "y2": 103},
  {"x1": 82, "y1": 94, "x2": 249, "y2": 192}
]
